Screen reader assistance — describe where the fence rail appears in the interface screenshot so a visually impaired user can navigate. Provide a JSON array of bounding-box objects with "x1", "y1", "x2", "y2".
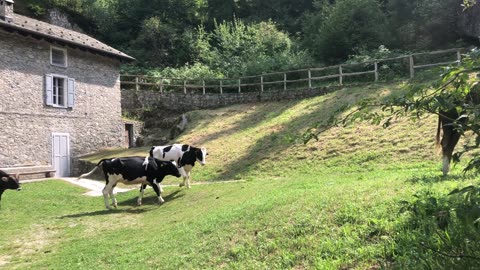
[{"x1": 121, "y1": 48, "x2": 464, "y2": 94}]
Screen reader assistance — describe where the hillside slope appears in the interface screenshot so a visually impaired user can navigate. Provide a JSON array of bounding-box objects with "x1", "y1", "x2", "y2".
[
  {"x1": 3, "y1": 82, "x2": 478, "y2": 269},
  {"x1": 82, "y1": 82, "x2": 446, "y2": 181}
]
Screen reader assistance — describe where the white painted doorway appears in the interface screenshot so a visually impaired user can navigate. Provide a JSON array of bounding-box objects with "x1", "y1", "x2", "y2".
[{"x1": 52, "y1": 133, "x2": 70, "y2": 177}]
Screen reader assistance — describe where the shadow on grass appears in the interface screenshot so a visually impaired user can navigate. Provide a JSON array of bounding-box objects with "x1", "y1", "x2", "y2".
[
  {"x1": 405, "y1": 174, "x2": 467, "y2": 184},
  {"x1": 191, "y1": 87, "x2": 348, "y2": 148},
  {"x1": 214, "y1": 83, "x2": 405, "y2": 180},
  {"x1": 118, "y1": 190, "x2": 184, "y2": 206},
  {"x1": 58, "y1": 191, "x2": 184, "y2": 219},
  {"x1": 58, "y1": 207, "x2": 153, "y2": 218}
]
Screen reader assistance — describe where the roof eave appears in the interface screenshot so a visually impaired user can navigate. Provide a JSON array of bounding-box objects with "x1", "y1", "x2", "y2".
[{"x1": 0, "y1": 22, "x2": 135, "y2": 62}]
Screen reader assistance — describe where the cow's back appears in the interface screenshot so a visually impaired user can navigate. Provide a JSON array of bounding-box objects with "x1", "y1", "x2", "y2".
[
  {"x1": 103, "y1": 157, "x2": 153, "y2": 181},
  {"x1": 151, "y1": 144, "x2": 186, "y2": 162}
]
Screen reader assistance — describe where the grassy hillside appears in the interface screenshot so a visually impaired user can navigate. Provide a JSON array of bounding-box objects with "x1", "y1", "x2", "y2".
[
  {"x1": 82, "y1": 82, "x2": 444, "y2": 182},
  {"x1": 2, "y1": 82, "x2": 478, "y2": 269}
]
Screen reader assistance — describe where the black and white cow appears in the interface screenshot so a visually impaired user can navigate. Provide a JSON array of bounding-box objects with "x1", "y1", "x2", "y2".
[
  {"x1": 0, "y1": 170, "x2": 21, "y2": 206},
  {"x1": 78, "y1": 157, "x2": 180, "y2": 209},
  {"x1": 143, "y1": 144, "x2": 207, "y2": 190}
]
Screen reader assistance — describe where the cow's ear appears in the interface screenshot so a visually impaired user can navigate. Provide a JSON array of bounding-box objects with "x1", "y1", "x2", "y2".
[{"x1": 1, "y1": 177, "x2": 8, "y2": 182}]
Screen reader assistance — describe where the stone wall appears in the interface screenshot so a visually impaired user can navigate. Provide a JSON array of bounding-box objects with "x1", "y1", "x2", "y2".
[
  {"x1": 122, "y1": 86, "x2": 338, "y2": 113},
  {"x1": 0, "y1": 31, "x2": 124, "y2": 173}
]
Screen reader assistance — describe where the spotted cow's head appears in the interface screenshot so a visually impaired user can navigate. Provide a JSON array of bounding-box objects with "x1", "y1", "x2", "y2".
[
  {"x1": 158, "y1": 160, "x2": 181, "y2": 178},
  {"x1": 1, "y1": 173, "x2": 21, "y2": 191},
  {"x1": 195, "y1": 147, "x2": 208, "y2": 166}
]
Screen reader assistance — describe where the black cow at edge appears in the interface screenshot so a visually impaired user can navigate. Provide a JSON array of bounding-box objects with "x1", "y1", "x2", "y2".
[
  {"x1": 0, "y1": 170, "x2": 21, "y2": 206},
  {"x1": 78, "y1": 157, "x2": 181, "y2": 209},
  {"x1": 436, "y1": 85, "x2": 480, "y2": 175}
]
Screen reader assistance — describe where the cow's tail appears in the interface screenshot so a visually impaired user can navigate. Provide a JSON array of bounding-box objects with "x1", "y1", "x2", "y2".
[
  {"x1": 143, "y1": 147, "x2": 156, "y2": 170},
  {"x1": 77, "y1": 159, "x2": 107, "y2": 180},
  {"x1": 142, "y1": 156, "x2": 149, "y2": 170},
  {"x1": 435, "y1": 115, "x2": 442, "y2": 154}
]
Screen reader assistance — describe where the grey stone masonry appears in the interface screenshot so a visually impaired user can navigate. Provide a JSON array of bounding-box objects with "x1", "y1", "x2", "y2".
[
  {"x1": 122, "y1": 86, "x2": 339, "y2": 113},
  {"x1": 0, "y1": 31, "x2": 124, "y2": 172}
]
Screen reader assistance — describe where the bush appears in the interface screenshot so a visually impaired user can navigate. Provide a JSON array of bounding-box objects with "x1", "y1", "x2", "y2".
[
  {"x1": 394, "y1": 184, "x2": 480, "y2": 268},
  {"x1": 197, "y1": 18, "x2": 313, "y2": 77}
]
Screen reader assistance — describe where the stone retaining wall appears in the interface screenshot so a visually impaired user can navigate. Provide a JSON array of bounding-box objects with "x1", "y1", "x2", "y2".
[{"x1": 122, "y1": 86, "x2": 339, "y2": 113}]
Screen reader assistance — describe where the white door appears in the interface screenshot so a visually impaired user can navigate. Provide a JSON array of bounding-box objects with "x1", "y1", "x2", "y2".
[{"x1": 52, "y1": 133, "x2": 70, "y2": 177}]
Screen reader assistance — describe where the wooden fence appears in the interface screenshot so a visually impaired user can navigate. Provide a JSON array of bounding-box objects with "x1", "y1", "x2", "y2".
[{"x1": 121, "y1": 48, "x2": 463, "y2": 94}]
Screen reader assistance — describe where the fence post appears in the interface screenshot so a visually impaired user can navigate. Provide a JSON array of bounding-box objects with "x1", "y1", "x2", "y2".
[
  {"x1": 457, "y1": 50, "x2": 461, "y2": 66},
  {"x1": 238, "y1": 78, "x2": 241, "y2": 93},
  {"x1": 202, "y1": 80, "x2": 206, "y2": 95},
  {"x1": 135, "y1": 76, "x2": 139, "y2": 91},
  {"x1": 220, "y1": 80, "x2": 223, "y2": 94},
  {"x1": 260, "y1": 76, "x2": 264, "y2": 93},
  {"x1": 183, "y1": 80, "x2": 187, "y2": 94},
  {"x1": 159, "y1": 78, "x2": 163, "y2": 93},
  {"x1": 339, "y1": 65, "x2": 343, "y2": 85},
  {"x1": 283, "y1": 73, "x2": 287, "y2": 91},
  {"x1": 308, "y1": 69, "x2": 312, "y2": 89},
  {"x1": 409, "y1": 55, "x2": 414, "y2": 79},
  {"x1": 374, "y1": 62, "x2": 379, "y2": 82}
]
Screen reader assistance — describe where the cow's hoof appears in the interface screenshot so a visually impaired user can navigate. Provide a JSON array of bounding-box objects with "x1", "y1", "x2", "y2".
[{"x1": 179, "y1": 183, "x2": 185, "y2": 187}]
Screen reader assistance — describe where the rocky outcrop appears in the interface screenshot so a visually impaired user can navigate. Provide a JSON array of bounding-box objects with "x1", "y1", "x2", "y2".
[
  {"x1": 46, "y1": 8, "x2": 85, "y2": 32},
  {"x1": 140, "y1": 110, "x2": 188, "y2": 145}
]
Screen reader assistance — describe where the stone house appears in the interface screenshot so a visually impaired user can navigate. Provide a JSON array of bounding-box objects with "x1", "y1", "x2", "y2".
[{"x1": 0, "y1": 0, "x2": 135, "y2": 177}]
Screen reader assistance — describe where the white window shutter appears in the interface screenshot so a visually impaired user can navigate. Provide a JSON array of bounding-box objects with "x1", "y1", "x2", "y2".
[
  {"x1": 45, "y1": 74, "x2": 53, "y2": 106},
  {"x1": 67, "y1": 78, "x2": 75, "y2": 108}
]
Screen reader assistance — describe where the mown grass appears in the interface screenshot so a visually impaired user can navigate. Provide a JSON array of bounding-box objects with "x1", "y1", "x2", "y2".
[{"x1": 2, "y1": 82, "x2": 479, "y2": 269}]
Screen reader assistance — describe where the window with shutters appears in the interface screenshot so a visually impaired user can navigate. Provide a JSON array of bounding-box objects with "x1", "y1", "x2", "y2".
[
  {"x1": 45, "y1": 74, "x2": 75, "y2": 108},
  {"x1": 50, "y1": 46, "x2": 67, "y2": 67},
  {"x1": 52, "y1": 77, "x2": 65, "y2": 106}
]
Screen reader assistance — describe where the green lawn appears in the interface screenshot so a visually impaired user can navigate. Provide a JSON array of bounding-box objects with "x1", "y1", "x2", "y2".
[{"x1": 2, "y1": 82, "x2": 479, "y2": 269}]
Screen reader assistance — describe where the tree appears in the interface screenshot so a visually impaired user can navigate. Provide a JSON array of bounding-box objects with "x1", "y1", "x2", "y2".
[
  {"x1": 302, "y1": 0, "x2": 390, "y2": 63},
  {"x1": 197, "y1": 18, "x2": 312, "y2": 77},
  {"x1": 385, "y1": 0, "x2": 460, "y2": 50}
]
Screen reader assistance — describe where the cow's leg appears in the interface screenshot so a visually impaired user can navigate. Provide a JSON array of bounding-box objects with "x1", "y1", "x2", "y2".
[
  {"x1": 178, "y1": 166, "x2": 187, "y2": 187},
  {"x1": 442, "y1": 156, "x2": 450, "y2": 176},
  {"x1": 441, "y1": 125, "x2": 462, "y2": 176},
  {"x1": 138, "y1": 184, "x2": 147, "y2": 206},
  {"x1": 102, "y1": 184, "x2": 113, "y2": 209},
  {"x1": 184, "y1": 165, "x2": 193, "y2": 189},
  {"x1": 109, "y1": 184, "x2": 118, "y2": 208},
  {"x1": 151, "y1": 179, "x2": 164, "y2": 204}
]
